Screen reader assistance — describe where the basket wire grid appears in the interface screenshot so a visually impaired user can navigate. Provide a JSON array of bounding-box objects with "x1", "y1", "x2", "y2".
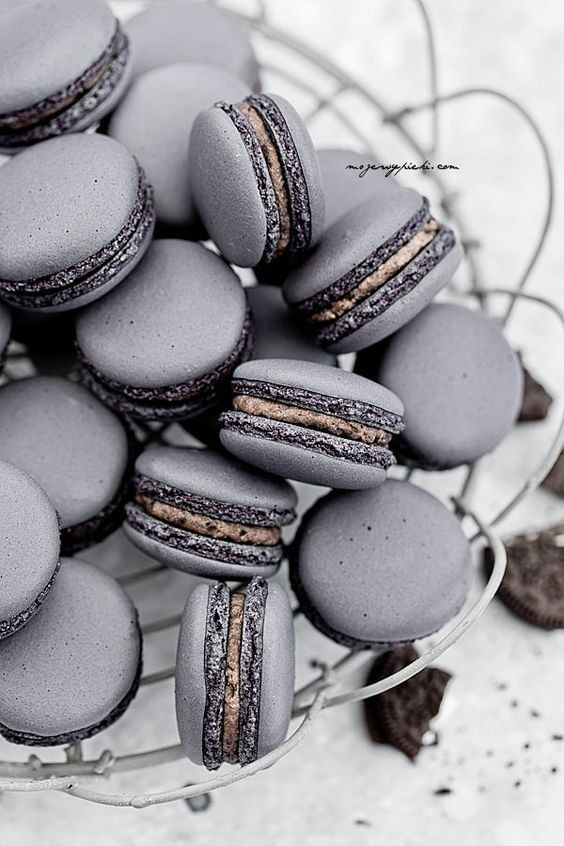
[{"x1": 0, "y1": 0, "x2": 560, "y2": 810}]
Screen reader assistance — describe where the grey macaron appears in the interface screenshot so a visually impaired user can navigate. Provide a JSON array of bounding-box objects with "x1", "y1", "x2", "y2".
[
  {"x1": 190, "y1": 93, "x2": 324, "y2": 267},
  {"x1": 126, "y1": 0, "x2": 260, "y2": 90},
  {"x1": 124, "y1": 446, "x2": 297, "y2": 580},
  {"x1": 0, "y1": 460, "x2": 60, "y2": 641},
  {"x1": 0, "y1": 557, "x2": 142, "y2": 746},
  {"x1": 108, "y1": 63, "x2": 250, "y2": 231},
  {"x1": 0, "y1": 0, "x2": 131, "y2": 151},
  {"x1": 247, "y1": 285, "x2": 337, "y2": 366},
  {"x1": 0, "y1": 134, "x2": 155, "y2": 312},
  {"x1": 290, "y1": 480, "x2": 472, "y2": 647},
  {"x1": 76, "y1": 239, "x2": 253, "y2": 421},
  {"x1": 284, "y1": 188, "x2": 462, "y2": 353},
  {"x1": 357, "y1": 303, "x2": 525, "y2": 469},
  {"x1": 318, "y1": 148, "x2": 400, "y2": 231},
  {"x1": 220, "y1": 358, "x2": 404, "y2": 489},
  {"x1": 0, "y1": 376, "x2": 132, "y2": 553},
  {"x1": 176, "y1": 578, "x2": 294, "y2": 769}
]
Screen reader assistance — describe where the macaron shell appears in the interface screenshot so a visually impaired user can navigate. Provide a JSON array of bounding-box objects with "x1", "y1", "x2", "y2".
[
  {"x1": 123, "y1": 522, "x2": 280, "y2": 581},
  {"x1": 220, "y1": 427, "x2": 389, "y2": 490},
  {"x1": 268, "y1": 94, "x2": 324, "y2": 249},
  {"x1": 0, "y1": 134, "x2": 142, "y2": 282},
  {"x1": 76, "y1": 239, "x2": 248, "y2": 389},
  {"x1": 257, "y1": 581, "x2": 295, "y2": 757},
  {"x1": 231, "y1": 358, "x2": 404, "y2": 417},
  {"x1": 0, "y1": 0, "x2": 116, "y2": 114},
  {"x1": 126, "y1": 0, "x2": 260, "y2": 90},
  {"x1": 293, "y1": 480, "x2": 472, "y2": 645},
  {"x1": 0, "y1": 376, "x2": 129, "y2": 528},
  {"x1": 189, "y1": 105, "x2": 268, "y2": 267},
  {"x1": 0, "y1": 558, "x2": 141, "y2": 740},
  {"x1": 375, "y1": 303, "x2": 525, "y2": 468},
  {"x1": 318, "y1": 148, "x2": 401, "y2": 230},
  {"x1": 176, "y1": 583, "x2": 208, "y2": 766},
  {"x1": 0, "y1": 460, "x2": 60, "y2": 624},
  {"x1": 135, "y1": 446, "x2": 297, "y2": 513},
  {"x1": 326, "y1": 239, "x2": 464, "y2": 354},
  {"x1": 247, "y1": 285, "x2": 337, "y2": 366},
  {"x1": 108, "y1": 63, "x2": 250, "y2": 229},
  {"x1": 283, "y1": 190, "x2": 422, "y2": 305}
]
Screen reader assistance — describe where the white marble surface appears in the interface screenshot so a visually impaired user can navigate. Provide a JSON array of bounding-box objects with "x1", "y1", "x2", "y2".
[{"x1": 1, "y1": 0, "x2": 564, "y2": 843}]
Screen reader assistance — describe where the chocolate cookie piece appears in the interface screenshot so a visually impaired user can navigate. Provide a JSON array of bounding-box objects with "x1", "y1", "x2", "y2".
[
  {"x1": 542, "y1": 454, "x2": 564, "y2": 497},
  {"x1": 519, "y1": 363, "x2": 552, "y2": 422},
  {"x1": 484, "y1": 524, "x2": 564, "y2": 628},
  {"x1": 363, "y1": 645, "x2": 451, "y2": 760}
]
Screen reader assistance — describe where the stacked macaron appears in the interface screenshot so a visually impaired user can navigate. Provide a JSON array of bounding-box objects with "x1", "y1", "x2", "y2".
[{"x1": 0, "y1": 0, "x2": 529, "y2": 780}]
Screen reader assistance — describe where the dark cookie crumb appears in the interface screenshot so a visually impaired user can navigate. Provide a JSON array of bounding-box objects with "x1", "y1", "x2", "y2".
[{"x1": 518, "y1": 361, "x2": 553, "y2": 422}]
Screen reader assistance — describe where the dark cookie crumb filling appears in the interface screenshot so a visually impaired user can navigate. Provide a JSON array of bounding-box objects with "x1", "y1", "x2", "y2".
[
  {"x1": 316, "y1": 226, "x2": 456, "y2": 346},
  {"x1": 0, "y1": 560, "x2": 60, "y2": 641},
  {"x1": 293, "y1": 198, "x2": 430, "y2": 317},
  {"x1": 220, "y1": 411, "x2": 395, "y2": 469},
  {"x1": 231, "y1": 378, "x2": 404, "y2": 434},
  {"x1": 202, "y1": 583, "x2": 230, "y2": 770},
  {"x1": 0, "y1": 167, "x2": 154, "y2": 309},
  {"x1": 247, "y1": 94, "x2": 312, "y2": 257},
  {"x1": 363, "y1": 645, "x2": 452, "y2": 760},
  {"x1": 125, "y1": 503, "x2": 283, "y2": 568},
  {"x1": 0, "y1": 616, "x2": 142, "y2": 746},
  {"x1": 217, "y1": 101, "x2": 280, "y2": 263},
  {"x1": 238, "y1": 578, "x2": 268, "y2": 765},
  {"x1": 132, "y1": 473, "x2": 295, "y2": 528},
  {"x1": 0, "y1": 24, "x2": 130, "y2": 149}
]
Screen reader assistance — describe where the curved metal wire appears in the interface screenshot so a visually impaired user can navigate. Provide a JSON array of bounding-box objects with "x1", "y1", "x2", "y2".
[{"x1": 0, "y1": 0, "x2": 558, "y2": 808}]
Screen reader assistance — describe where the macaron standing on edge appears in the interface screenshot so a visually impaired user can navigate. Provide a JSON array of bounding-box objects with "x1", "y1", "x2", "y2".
[
  {"x1": 220, "y1": 359, "x2": 404, "y2": 489},
  {"x1": 126, "y1": 0, "x2": 260, "y2": 90},
  {"x1": 284, "y1": 188, "x2": 463, "y2": 353},
  {"x1": 0, "y1": 0, "x2": 132, "y2": 152},
  {"x1": 108, "y1": 63, "x2": 250, "y2": 232},
  {"x1": 76, "y1": 239, "x2": 254, "y2": 421},
  {"x1": 290, "y1": 480, "x2": 472, "y2": 648},
  {"x1": 0, "y1": 558, "x2": 142, "y2": 745},
  {"x1": 0, "y1": 376, "x2": 133, "y2": 554},
  {"x1": 190, "y1": 93, "x2": 324, "y2": 267},
  {"x1": 124, "y1": 446, "x2": 297, "y2": 581},
  {"x1": 358, "y1": 303, "x2": 525, "y2": 469},
  {"x1": 176, "y1": 578, "x2": 294, "y2": 769},
  {"x1": 0, "y1": 461, "x2": 60, "y2": 641},
  {"x1": 0, "y1": 134, "x2": 155, "y2": 312}
]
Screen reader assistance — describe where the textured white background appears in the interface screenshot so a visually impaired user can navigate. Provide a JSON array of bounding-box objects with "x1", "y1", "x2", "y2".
[{"x1": 1, "y1": 1, "x2": 564, "y2": 844}]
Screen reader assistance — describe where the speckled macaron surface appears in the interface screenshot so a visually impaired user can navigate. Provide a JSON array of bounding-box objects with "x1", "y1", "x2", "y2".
[
  {"x1": 318, "y1": 148, "x2": 400, "y2": 231},
  {"x1": 367, "y1": 303, "x2": 525, "y2": 469},
  {"x1": 124, "y1": 445, "x2": 297, "y2": 580},
  {"x1": 109, "y1": 63, "x2": 250, "y2": 230},
  {"x1": 0, "y1": 134, "x2": 155, "y2": 312},
  {"x1": 0, "y1": 376, "x2": 130, "y2": 552},
  {"x1": 0, "y1": 460, "x2": 60, "y2": 641},
  {"x1": 220, "y1": 358, "x2": 404, "y2": 489},
  {"x1": 0, "y1": 0, "x2": 131, "y2": 151},
  {"x1": 284, "y1": 188, "x2": 463, "y2": 353},
  {"x1": 190, "y1": 93, "x2": 324, "y2": 267},
  {"x1": 176, "y1": 578, "x2": 295, "y2": 769},
  {"x1": 247, "y1": 285, "x2": 336, "y2": 366},
  {"x1": 126, "y1": 0, "x2": 260, "y2": 90},
  {"x1": 0, "y1": 557, "x2": 142, "y2": 746},
  {"x1": 291, "y1": 480, "x2": 472, "y2": 648},
  {"x1": 76, "y1": 239, "x2": 253, "y2": 420}
]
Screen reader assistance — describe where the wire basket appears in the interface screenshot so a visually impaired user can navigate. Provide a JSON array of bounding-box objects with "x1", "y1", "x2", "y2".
[{"x1": 0, "y1": 0, "x2": 560, "y2": 811}]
